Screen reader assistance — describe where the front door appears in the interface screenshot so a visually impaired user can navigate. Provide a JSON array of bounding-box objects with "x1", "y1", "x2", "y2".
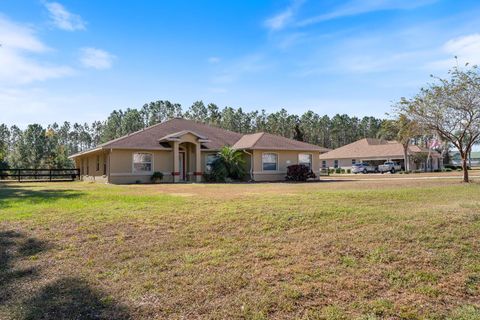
[{"x1": 179, "y1": 152, "x2": 186, "y2": 181}]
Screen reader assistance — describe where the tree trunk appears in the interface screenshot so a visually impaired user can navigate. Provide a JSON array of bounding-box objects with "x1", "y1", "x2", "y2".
[{"x1": 462, "y1": 156, "x2": 469, "y2": 183}]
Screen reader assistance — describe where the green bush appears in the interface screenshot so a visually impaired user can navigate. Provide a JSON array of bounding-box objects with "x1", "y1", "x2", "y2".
[
  {"x1": 151, "y1": 171, "x2": 164, "y2": 183},
  {"x1": 335, "y1": 168, "x2": 341, "y2": 174},
  {"x1": 205, "y1": 160, "x2": 229, "y2": 182},
  {"x1": 346, "y1": 169, "x2": 351, "y2": 174},
  {"x1": 286, "y1": 164, "x2": 316, "y2": 181},
  {"x1": 205, "y1": 146, "x2": 245, "y2": 182},
  {"x1": 444, "y1": 168, "x2": 452, "y2": 172}
]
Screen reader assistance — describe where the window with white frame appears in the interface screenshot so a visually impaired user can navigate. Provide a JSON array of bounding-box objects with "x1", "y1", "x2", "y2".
[
  {"x1": 352, "y1": 159, "x2": 356, "y2": 165},
  {"x1": 322, "y1": 160, "x2": 326, "y2": 168},
  {"x1": 262, "y1": 153, "x2": 278, "y2": 171},
  {"x1": 299, "y1": 154, "x2": 312, "y2": 169},
  {"x1": 205, "y1": 154, "x2": 218, "y2": 172},
  {"x1": 334, "y1": 160, "x2": 339, "y2": 168},
  {"x1": 133, "y1": 153, "x2": 153, "y2": 173}
]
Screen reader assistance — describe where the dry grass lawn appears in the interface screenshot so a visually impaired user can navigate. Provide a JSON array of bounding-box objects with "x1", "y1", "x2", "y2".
[{"x1": 1, "y1": 179, "x2": 480, "y2": 319}]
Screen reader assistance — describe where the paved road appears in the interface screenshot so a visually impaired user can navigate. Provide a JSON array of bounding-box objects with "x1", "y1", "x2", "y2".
[{"x1": 322, "y1": 174, "x2": 480, "y2": 181}]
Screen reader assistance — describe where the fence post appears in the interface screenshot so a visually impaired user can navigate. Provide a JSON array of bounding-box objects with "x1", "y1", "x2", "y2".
[
  {"x1": 49, "y1": 169, "x2": 52, "y2": 182},
  {"x1": 17, "y1": 169, "x2": 20, "y2": 182}
]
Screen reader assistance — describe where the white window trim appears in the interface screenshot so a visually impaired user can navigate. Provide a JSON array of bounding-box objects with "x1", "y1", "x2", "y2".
[
  {"x1": 132, "y1": 152, "x2": 154, "y2": 175},
  {"x1": 262, "y1": 152, "x2": 279, "y2": 172},
  {"x1": 298, "y1": 153, "x2": 313, "y2": 168}
]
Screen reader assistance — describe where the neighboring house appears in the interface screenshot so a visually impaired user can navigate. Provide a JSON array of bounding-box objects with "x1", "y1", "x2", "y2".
[
  {"x1": 319, "y1": 138, "x2": 443, "y2": 171},
  {"x1": 450, "y1": 151, "x2": 480, "y2": 167},
  {"x1": 69, "y1": 118, "x2": 330, "y2": 183}
]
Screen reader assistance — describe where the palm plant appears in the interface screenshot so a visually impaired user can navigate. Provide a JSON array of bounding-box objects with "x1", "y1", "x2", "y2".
[{"x1": 208, "y1": 146, "x2": 246, "y2": 182}]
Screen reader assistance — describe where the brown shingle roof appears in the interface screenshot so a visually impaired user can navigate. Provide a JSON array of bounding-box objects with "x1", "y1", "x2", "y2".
[
  {"x1": 319, "y1": 138, "x2": 441, "y2": 160},
  {"x1": 70, "y1": 118, "x2": 329, "y2": 158},
  {"x1": 100, "y1": 118, "x2": 243, "y2": 150},
  {"x1": 233, "y1": 132, "x2": 330, "y2": 152}
]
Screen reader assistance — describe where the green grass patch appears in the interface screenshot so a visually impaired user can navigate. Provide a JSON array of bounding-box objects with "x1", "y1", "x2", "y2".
[{"x1": 1, "y1": 180, "x2": 480, "y2": 319}]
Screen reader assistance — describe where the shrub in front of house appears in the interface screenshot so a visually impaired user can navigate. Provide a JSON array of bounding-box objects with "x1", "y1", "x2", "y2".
[
  {"x1": 205, "y1": 146, "x2": 246, "y2": 182},
  {"x1": 151, "y1": 171, "x2": 164, "y2": 183},
  {"x1": 205, "y1": 160, "x2": 229, "y2": 182},
  {"x1": 335, "y1": 168, "x2": 342, "y2": 174},
  {"x1": 346, "y1": 169, "x2": 351, "y2": 174},
  {"x1": 286, "y1": 164, "x2": 316, "y2": 181}
]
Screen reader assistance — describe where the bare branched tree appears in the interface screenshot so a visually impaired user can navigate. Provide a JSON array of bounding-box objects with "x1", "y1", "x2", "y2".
[{"x1": 400, "y1": 64, "x2": 480, "y2": 182}]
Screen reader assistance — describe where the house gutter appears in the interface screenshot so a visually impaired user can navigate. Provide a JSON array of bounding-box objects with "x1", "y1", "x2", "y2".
[{"x1": 108, "y1": 148, "x2": 112, "y2": 184}]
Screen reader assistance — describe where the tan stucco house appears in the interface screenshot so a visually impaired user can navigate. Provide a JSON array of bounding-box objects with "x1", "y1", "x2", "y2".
[
  {"x1": 69, "y1": 118, "x2": 330, "y2": 183},
  {"x1": 319, "y1": 138, "x2": 443, "y2": 171}
]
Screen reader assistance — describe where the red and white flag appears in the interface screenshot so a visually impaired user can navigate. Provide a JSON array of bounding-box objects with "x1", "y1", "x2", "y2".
[{"x1": 428, "y1": 139, "x2": 441, "y2": 149}]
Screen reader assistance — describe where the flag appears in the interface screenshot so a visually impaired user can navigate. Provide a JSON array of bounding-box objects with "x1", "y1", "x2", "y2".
[{"x1": 428, "y1": 139, "x2": 440, "y2": 149}]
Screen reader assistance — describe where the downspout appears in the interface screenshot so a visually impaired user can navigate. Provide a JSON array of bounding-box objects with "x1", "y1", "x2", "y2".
[
  {"x1": 243, "y1": 150, "x2": 254, "y2": 181},
  {"x1": 108, "y1": 148, "x2": 112, "y2": 184}
]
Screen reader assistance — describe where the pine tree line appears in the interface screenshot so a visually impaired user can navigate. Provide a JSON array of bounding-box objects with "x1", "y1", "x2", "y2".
[{"x1": 0, "y1": 100, "x2": 385, "y2": 169}]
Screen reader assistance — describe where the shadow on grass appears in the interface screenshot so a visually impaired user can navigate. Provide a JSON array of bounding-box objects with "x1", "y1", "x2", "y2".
[
  {"x1": 0, "y1": 230, "x2": 48, "y2": 304},
  {"x1": 0, "y1": 185, "x2": 85, "y2": 209},
  {"x1": 0, "y1": 230, "x2": 131, "y2": 320},
  {"x1": 22, "y1": 277, "x2": 131, "y2": 320}
]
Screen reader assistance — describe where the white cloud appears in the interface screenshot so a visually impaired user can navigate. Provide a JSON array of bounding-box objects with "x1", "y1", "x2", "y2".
[
  {"x1": 0, "y1": 48, "x2": 73, "y2": 84},
  {"x1": 79, "y1": 48, "x2": 115, "y2": 69},
  {"x1": 208, "y1": 56, "x2": 221, "y2": 64},
  {"x1": 297, "y1": 0, "x2": 437, "y2": 26},
  {"x1": 427, "y1": 34, "x2": 480, "y2": 69},
  {"x1": 45, "y1": 2, "x2": 86, "y2": 31},
  {"x1": 0, "y1": 16, "x2": 73, "y2": 84},
  {"x1": 212, "y1": 54, "x2": 272, "y2": 84},
  {"x1": 264, "y1": 0, "x2": 304, "y2": 31},
  {"x1": 0, "y1": 15, "x2": 48, "y2": 52},
  {"x1": 0, "y1": 87, "x2": 109, "y2": 127}
]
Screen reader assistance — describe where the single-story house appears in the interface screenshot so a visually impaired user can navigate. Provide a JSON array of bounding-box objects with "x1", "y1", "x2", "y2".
[
  {"x1": 319, "y1": 138, "x2": 443, "y2": 171},
  {"x1": 450, "y1": 151, "x2": 480, "y2": 167},
  {"x1": 69, "y1": 118, "x2": 330, "y2": 183}
]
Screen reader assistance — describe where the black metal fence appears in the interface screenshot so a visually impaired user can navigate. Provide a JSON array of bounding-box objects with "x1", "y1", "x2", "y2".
[{"x1": 0, "y1": 168, "x2": 80, "y2": 182}]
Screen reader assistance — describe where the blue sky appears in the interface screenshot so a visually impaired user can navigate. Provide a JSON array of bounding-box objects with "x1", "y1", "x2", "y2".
[{"x1": 2, "y1": 0, "x2": 480, "y2": 127}]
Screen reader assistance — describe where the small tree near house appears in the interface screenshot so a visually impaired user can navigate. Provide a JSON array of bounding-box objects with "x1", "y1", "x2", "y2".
[
  {"x1": 205, "y1": 146, "x2": 246, "y2": 182},
  {"x1": 378, "y1": 114, "x2": 420, "y2": 172},
  {"x1": 400, "y1": 64, "x2": 480, "y2": 182}
]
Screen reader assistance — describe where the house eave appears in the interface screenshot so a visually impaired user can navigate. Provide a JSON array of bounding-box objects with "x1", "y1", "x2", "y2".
[{"x1": 68, "y1": 147, "x2": 104, "y2": 159}]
